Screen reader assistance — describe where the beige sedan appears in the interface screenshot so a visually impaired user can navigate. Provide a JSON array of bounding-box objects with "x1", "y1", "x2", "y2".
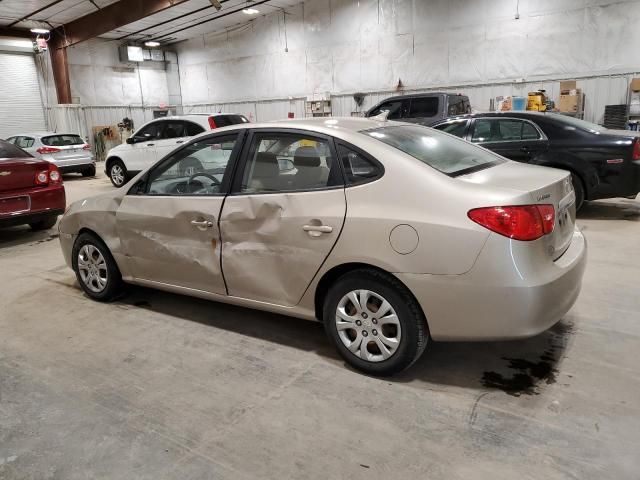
[{"x1": 58, "y1": 117, "x2": 587, "y2": 375}]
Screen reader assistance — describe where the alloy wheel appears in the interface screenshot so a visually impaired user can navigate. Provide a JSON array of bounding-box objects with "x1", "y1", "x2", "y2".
[
  {"x1": 111, "y1": 164, "x2": 124, "y2": 186},
  {"x1": 335, "y1": 290, "x2": 402, "y2": 362},
  {"x1": 77, "y1": 245, "x2": 108, "y2": 293}
]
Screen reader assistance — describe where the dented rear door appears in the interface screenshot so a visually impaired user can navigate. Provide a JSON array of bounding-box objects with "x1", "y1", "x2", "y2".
[{"x1": 219, "y1": 129, "x2": 346, "y2": 307}]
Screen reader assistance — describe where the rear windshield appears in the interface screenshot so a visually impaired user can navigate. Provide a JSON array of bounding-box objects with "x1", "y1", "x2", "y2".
[
  {"x1": 546, "y1": 113, "x2": 607, "y2": 133},
  {"x1": 0, "y1": 140, "x2": 32, "y2": 158},
  {"x1": 42, "y1": 134, "x2": 84, "y2": 146},
  {"x1": 364, "y1": 125, "x2": 505, "y2": 176},
  {"x1": 213, "y1": 115, "x2": 249, "y2": 128}
]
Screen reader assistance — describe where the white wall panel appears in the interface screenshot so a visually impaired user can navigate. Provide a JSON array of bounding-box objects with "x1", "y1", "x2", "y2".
[{"x1": 174, "y1": 0, "x2": 640, "y2": 123}]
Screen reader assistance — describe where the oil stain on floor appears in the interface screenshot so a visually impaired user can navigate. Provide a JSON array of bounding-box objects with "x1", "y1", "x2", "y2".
[{"x1": 481, "y1": 322, "x2": 574, "y2": 396}]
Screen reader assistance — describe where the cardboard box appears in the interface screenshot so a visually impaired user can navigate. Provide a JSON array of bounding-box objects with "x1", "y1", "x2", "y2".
[
  {"x1": 559, "y1": 89, "x2": 583, "y2": 113},
  {"x1": 631, "y1": 78, "x2": 640, "y2": 92},
  {"x1": 560, "y1": 80, "x2": 577, "y2": 94}
]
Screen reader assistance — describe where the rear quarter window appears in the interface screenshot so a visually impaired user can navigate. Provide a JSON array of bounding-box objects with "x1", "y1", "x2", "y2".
[
  {"x1": 213, "y1": 115, "x2": 249, "y2": 128},
  {"x1": 42, "y1": 134, "x2": 84, "y2": 146}
]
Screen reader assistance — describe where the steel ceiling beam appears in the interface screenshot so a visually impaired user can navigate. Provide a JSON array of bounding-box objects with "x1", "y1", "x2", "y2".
[
  {"x1": 52, "y1": 0, "x2": 191, "y2": 48},
  {"x1": 7, "y1": 0, "x2": 66, "y2": 28},
  {"x1": 152, "y1": 0, "x2": 272, "y2": 41},
  {"x1": 116, "y1": 0, "x2": 232, "y2": 41},
  {"x1": 0, "y1": 27, "x2": 32, "y2": 38}
]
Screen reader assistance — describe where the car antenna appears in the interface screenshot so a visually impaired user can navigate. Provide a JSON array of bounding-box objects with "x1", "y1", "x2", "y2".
[{"x1": 371, "y1": 110, "x2": 390, "y2": 122}]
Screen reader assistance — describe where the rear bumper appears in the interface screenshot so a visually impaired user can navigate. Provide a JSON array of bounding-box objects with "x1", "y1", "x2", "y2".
[
  {"x1": 0, "y1": 185, "x2": 66, "y2": 228},
  {"x1": 396, "y1": 228, "x2": 587, "y2": 341},
  {"x1": 55, "y1": 158, "x2": 95, "y2": 172}
]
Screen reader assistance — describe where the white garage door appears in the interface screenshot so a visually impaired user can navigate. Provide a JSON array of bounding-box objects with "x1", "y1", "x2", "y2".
[{"x1": 0, "y1": 53, "x2": 47, "y2": 139}]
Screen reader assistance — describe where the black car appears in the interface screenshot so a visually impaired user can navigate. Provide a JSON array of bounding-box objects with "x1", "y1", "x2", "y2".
[
  {"x1": 432, "y1": 112, "x2": 640, "y2": 209},
  {"x1": 366, "y1": 93, "x2": 471, "y2": 126}
]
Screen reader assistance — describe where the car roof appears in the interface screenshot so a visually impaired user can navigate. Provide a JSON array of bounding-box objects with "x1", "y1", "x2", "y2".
[
  {"x1": 8, "y1": 132, "x2": 79, "y2": 137},
  {"x1": 439, "y1": 111, "x2": 564, "y2": 121}
]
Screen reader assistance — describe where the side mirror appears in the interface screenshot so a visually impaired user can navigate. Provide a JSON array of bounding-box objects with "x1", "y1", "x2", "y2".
[{"x1": 126, "y1": 137, "x2": 136, "y2": 144}]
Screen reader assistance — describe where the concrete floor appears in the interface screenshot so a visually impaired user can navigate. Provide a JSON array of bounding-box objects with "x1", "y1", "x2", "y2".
[{"x1": 1, "y1": 171, "x2": 639, "y2": 480}]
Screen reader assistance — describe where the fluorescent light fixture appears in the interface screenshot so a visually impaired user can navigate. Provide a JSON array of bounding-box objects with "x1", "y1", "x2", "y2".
[
  {"x1": 242, "y1": 7, "x2": 259, "y2": 14},
  {"x1": 30, "y1": 28, "x2": 50, "y2": 35},
  {"x1": 145, "y1": 41, "x2": 160, "y2": 47}
]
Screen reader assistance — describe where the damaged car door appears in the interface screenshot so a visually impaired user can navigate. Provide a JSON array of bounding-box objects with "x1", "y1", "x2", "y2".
[
  {"x1": 220, "y1": 130, "x2": 346, "y2": 306},
  {"x1": 115, "y1": 133, "x2": 243, "y2": 294}
]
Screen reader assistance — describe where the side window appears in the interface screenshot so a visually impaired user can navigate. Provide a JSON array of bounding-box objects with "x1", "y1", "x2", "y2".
[
  {"x1": 370, "y1": 100, "x2": 403, "y2": 120},
  {"x1": 240, "y1": 133, "x2": 340, "y2": 193},
  {"x1": 135, "y1": 122, "x2": 163, "y2": 141},
  {"x1": 522, "y1": 122, "x2": 541, "y2": 140},
  {"x1": 5, "y1": 137, "x2": 16, "y2": 144},
  {"x1": 434, "y1": 120, "x2": 468, "y2": 138},
  {"x1": 160, "y1": 121, "x2": 189, "y2": 139},
  {"x1": 338, "y1": 145, "x2": 382, "y2": 185},
  {"x1": 145, "y1": 134, "x2": 238, "y2": 196},
  {"x1": 16, "y1": 137, "x2": 34, "y2": 148},
  {"x1": 185, "y1": 121, "x2": 205, "y2": 137},
  {"x1": 498, "y1": 120, "x2": 525, "y2": 141},
  {"x1": 448, "y1": 97, "x2": 470, "y2": 115},
  {"x1": 471, "y1": 119, "x2": 495, "y2": 143},
  {"x1": 409, "y1": 97, "x2": 439, "y2": 117}
]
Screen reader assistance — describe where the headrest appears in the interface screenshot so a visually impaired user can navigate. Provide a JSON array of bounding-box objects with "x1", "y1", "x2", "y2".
[
  {"x1": 294, "y1": 146, "x2": 321, "y2": 167},
  {"x1": 253, "y1": 152, "x2": 279, "y2": 178}
]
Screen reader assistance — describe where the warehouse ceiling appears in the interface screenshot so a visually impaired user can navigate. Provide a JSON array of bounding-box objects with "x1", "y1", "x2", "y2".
[{"x1": 0, "y1": 0, "x2": 301, "y2": 44}]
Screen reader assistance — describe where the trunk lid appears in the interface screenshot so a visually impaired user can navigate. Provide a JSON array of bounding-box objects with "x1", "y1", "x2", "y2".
[
  {"x1": 40, "y1": 134, "x2": 89, "y2": 161},
  {"x1": 0, "y1": 158, "x2": 50, "y2": 192},
  {"x1": 461, "y1": 161, "x2": 576, "y2": 259}
]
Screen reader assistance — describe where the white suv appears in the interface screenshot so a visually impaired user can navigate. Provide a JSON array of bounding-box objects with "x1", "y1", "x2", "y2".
[{"x1": 105, "y1": 113, "x2": 249, "y2": 187}]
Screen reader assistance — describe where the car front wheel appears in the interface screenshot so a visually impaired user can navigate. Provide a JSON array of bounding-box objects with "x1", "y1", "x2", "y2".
[
  {"x1": 323, "y1": 269, "x2": 428, "y2": 376},
  {"x1": 108, "y1": 159, "x2": 127, "y2": 187},
  {"x1": 72, "y1": 233, "x2": 122, "y2": 301}
]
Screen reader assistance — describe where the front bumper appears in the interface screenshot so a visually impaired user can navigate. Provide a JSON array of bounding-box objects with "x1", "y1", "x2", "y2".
[{"x1": 396, "y1": 228, "x2": 587, "y2": 341}]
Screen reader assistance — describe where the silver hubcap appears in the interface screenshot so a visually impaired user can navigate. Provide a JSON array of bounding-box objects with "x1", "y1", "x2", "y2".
[
  {"x1": 111, "y1": 165, "x2": 124, "y2": 185},
  {"x1": 77, "y1": 245, "x2": 108, "y2": 293},
  {"x1": 335, "y1": 290, "x2": 401, "y2": 362}
]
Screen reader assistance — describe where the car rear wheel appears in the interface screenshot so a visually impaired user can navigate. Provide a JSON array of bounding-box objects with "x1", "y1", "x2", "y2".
[
  {"x1": 571, "y1": 173, "x2": 585, "y2": 211},
  {"x1": 72, "y1": 233, "x2": 122, "y2": 301},
  {"x1": 108, "y1": 159, "x2": 127, "y2": 187},
  {"x1": 29, "y1": 215, "x2": 58, "y2": 231},
  {"x1": 82, "y1": 165, "x2": 96, "y2": 177},
  {"x1": 323, "y1": 269, "x2": 428, "y2": 376}
]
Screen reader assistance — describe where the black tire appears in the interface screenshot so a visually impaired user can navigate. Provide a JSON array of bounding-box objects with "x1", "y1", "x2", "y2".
[
  {"x1": 571, "y1": 173, "x2": 585, "y2": 211},
  {"x1": 71, "y1": 232, "x2": 123, "y2": 301},
  {"x1": 29, "y1": 215, "x2": 58, "y2": 231},
  {"x1": 323, "y1": 269, "x2": 428, "y2": 376},
  {"x1": 107, "y1": 159, "x2": 127, "y2": 187},
  {"x1": 82, "y1": 165, "x2": 96, "y2": 177}
]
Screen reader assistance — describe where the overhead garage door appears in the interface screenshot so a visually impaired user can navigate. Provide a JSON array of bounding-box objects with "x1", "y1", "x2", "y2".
[{"x1": 0, "y1": 52, "x2": 47, "y2": 139}]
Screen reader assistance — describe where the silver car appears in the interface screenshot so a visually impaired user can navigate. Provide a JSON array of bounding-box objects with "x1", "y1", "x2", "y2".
[
  {"x1": 6, "y1": 132, "x2": 95, "y2": 176},
  {"x1": 58, "y1": 117, "x2": 587, "y2": 376}
]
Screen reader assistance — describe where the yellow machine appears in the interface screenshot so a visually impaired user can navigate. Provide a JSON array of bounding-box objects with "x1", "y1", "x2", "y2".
[{"x1": 527, "y1": 90, "x2": 547, "y2": 111}]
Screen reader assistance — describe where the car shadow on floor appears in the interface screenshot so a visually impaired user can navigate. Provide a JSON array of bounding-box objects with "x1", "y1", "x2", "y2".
[
  {"x1": 0, "y1": 225, "x2": 59, "y2": 249},
  {"x1": 578, "y1": 198, "x2": 639, "y2": 220},
  {"x1": 115, "y1": 284, "x2": 573, "y2": 396}
]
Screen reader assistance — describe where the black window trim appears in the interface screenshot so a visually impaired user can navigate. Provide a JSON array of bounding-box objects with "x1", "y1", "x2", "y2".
[
  {"x1": 127, "y1": 129, "x2": 247, "y2": 197},
  {"x1": 335, "y1": 140, "x2": 385, "y2": 187},
  {"x1": 469, "y1": 117, "x2": 547, "y2": 144},
  {"x1": 229, "y1": 127, "x2": 345, "y2": 196}
]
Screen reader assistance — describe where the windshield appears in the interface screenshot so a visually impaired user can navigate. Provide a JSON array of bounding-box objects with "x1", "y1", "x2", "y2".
[
  {"x1": 546, "y1": 113, "x2": 607, "y2": 133},
  {"x1": 364, "y1": 125, "x2": 505, "y2": 176}
]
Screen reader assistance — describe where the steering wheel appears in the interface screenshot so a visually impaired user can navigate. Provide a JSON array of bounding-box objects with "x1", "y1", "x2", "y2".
[{"x1": 188, "y1": 172, "x2": 221, "y2": 187}]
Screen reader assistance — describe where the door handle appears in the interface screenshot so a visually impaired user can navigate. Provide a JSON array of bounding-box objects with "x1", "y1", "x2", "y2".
[
  {"x1": 147, "y1": 143, "x2": 155, "y2": 146},
  {"x1": 191, "y1": 219, "x2": 214, "y2": 228},
  {"x1": 303, "y1": 224, "x2": 333, "y2": 237},
  {"x1": 520, "y1": 146, "x2": 530, "y2": 153},
  {"x1": 176, "y1": 140, "x2": 184, "y2": 144}
]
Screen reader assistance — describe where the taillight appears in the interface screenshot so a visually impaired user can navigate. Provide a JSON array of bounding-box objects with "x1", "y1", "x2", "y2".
[
  {"x1": 34, "y1": 164, "x2": 62, "y2": 186},
  {"x1": 36, "y1": 146, "x2": 61, "y2": 154},
  {"x1": 35, "y1": 170, "x2": 49, "y2": 185},
  {"x1": 48, "y1": 164, "x2": 62, "y2": 184},
  {"x1": 468, "y1": 205, "x2": 555, "y2": 241},
  {"x1": 83, "y1": 144, "x2": 91, "y2": 151},
  {"x1": 633, "y1": 138, "x2": 640, "y2": 160},
  {"x1": 208, "y1": 116, "x2": 217, "y2": 129}
]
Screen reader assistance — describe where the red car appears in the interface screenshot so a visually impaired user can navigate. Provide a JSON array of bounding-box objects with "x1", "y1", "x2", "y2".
[{"x1": 0, "y1": 139, "x2": 65, "y2": 231}]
